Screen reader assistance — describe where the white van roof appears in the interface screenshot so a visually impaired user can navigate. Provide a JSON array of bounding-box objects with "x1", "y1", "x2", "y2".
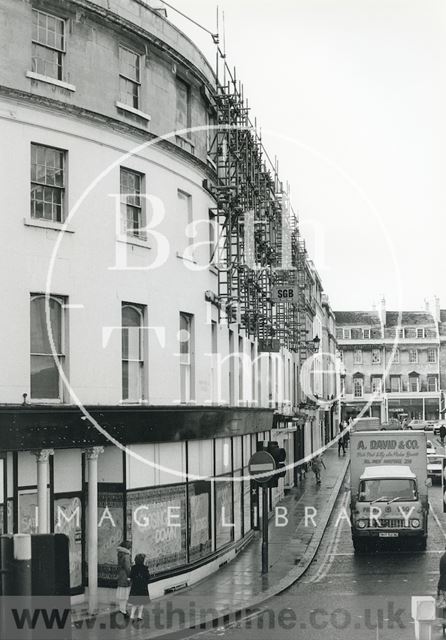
[{"x1": 360, "y1": 465, "x2": 416, "y2": 480}]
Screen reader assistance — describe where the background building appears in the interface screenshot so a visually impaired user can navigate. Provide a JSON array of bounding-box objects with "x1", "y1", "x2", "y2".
[
  {"x1": 0, "y1": 0, "x2": 337, "y2": 604},
  {"x1": 336, "y1": 299, "x2": 441, "y2": 422}
]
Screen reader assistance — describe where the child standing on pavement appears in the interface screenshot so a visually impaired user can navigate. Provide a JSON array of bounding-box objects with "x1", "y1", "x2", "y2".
[{"x1": 311, "y1": 454, "x2": 326, "y2": 485}]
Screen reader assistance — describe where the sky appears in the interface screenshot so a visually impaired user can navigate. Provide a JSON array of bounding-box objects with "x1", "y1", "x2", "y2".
[{"x1": 163, "y1": 0, "x2": 444, "y2": 312}]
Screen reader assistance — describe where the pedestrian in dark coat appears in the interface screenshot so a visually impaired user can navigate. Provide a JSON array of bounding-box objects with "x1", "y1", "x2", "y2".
[
  {"x1": 129, "y1": 553, "x2": 151, "y2": 622},
  {"x1": 438, "y1": 547, "x2": 446, "y2": 606},
  {"x1": 338, "y1": 425, "x2": 346, "y2": 456},
  {"x1": 440, "y1": 424, "x2": 446, "y2": 445},
  {"x1": 116, "y1": 541, "x2": 132, "y2": 616}
]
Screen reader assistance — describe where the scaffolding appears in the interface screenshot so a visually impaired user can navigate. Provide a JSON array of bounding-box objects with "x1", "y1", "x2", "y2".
[{"x1": 208, "y1": 44, "x2": 315, "y2": 353}]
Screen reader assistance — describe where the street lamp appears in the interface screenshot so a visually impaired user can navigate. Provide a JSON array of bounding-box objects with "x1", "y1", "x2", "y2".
[{"x1": 304, "y1": 335, "x2": 320, "y2": 352}]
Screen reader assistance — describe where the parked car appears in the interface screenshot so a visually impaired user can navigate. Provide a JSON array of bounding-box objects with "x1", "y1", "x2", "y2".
[
  {"x1": 426, "y1": 440, "x2": 436, "y2": 455},
  {"x1": 408, "y1": 419, "x2": 428, "y2": 431},
  {"x1": 425, "y1": 420, "x2": 437, "y2": 432},
  {"x1": 427, "y1": 454, "x2": 444, "y2": 483},
  {"x1": 379, "y1": 419, "x2": 403, "y2": 430}
]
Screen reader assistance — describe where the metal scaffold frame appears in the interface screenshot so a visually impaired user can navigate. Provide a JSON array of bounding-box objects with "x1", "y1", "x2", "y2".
[{"x1": 207, "y1": 41, "x2": 315, "y2": 353}]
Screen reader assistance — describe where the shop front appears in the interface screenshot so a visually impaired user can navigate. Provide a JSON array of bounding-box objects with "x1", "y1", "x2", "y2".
[
  {"x1": 387, "y1": 397, "x2": 440, "y2": 421},
  {"x1": 0, "y1": 405, "x2": 274, "y2": 600}
]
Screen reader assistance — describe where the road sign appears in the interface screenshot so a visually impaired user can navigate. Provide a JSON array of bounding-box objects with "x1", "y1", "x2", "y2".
[
  {"x1": 248, "y1": 450, "x2": 275, "y2": 484},
  {"x1": 271, "y1": 285, "x2": 299, "y2": 303}
]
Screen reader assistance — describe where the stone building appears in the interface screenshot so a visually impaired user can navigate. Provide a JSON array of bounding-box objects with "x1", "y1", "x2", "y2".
[
  {"x1": 335, "y1": 300, "x2": 441, "y2": 422},
  {"x1": 0, "y1": 0, "x2": 336, "y2": 605}
]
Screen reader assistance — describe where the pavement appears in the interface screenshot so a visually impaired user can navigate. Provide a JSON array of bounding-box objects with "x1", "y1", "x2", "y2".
[{"x1": 72, "y1": 444, "x2": 350, "y2": 639}]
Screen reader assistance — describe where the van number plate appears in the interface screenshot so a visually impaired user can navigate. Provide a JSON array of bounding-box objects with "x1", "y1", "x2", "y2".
[{"x1": 379, "y1": 532, "x2": 399, "y2": 538}]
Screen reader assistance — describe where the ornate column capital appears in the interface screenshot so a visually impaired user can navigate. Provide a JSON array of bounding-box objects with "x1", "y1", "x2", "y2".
[
  {"x1": 31, "y1": 449, "x2": 54, "y2": 462},
  {"x1": 83, "y1": 446, "x2": 104, "y2": 460}
]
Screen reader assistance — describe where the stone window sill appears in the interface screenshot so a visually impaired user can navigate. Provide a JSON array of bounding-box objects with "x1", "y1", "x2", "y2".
[
  {"x1": 26, "y1": 71, "x2": 76, "y2": 92},
  {"x1": 176, "y1": 251, "x2": 197, "y2": 265},
  {"x1": 24, "y1": 217, "x2": 74, "y2": 233},
  {"x1": 117, "y1": 234, "x2": 151, "y2": 249},
  {"x1": 115, "y1": 101, "x2": 151, "y2": 122}
]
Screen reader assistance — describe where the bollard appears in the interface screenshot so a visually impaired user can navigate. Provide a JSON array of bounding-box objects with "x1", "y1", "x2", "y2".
[{"x1": 411, "y1": 596, "x2": 436, "y2": 640}]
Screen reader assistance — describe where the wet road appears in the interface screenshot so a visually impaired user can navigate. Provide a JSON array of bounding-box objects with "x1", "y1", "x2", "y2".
[{"x1": 182, "y1": 459, "x2": 446, "y2": 639}]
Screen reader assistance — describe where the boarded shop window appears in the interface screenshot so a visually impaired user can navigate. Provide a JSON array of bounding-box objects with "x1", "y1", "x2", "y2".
[
  {"x1": 31, "y1": 144, "x2": 66, "y2": 223},
  {"x1": 188, "y1": 481, "x2": 212, "y2": 562},
  {"x1": 215, "y1": 478, "x2": 234, "y2": 549},
  {"x1": 32, "y1": 9, "x2": 65, "y2": 80},
  {"x1": 127, "y1": 485, "x2": 187, "y2": 575}
]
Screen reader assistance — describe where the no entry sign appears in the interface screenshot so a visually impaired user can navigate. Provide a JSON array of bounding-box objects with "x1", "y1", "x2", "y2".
[{"x1": 248, "y1": 450, "x2": 275, "y2": 484}]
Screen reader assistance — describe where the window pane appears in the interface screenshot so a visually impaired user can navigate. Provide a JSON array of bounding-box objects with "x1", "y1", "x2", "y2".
[
  {"x1": 31, "y1": 297, "x2": 62, "y2": 353},
  {"x1": 176, "y1": 79, "x2": 190, "y2": 130},
  {"x1": 123, "y1": 361, "x2": 142, "y2": 401},
  {"x1": 122, "y1": 307, "x2": 142, "y2": 359},
  {"x1": 31, "y1": 355, "x2": 59, "y2": 398}
]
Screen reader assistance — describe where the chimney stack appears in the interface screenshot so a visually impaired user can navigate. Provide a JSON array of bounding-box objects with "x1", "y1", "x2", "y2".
[
  {"x1": 379, "y1": 297, "x2": 386, "y2": 326},
  {"x1": 424, "y1": 298, "x2": 430, "y2": 313},
  {"x1": 435, "y1": 295, "x2": 440, "y2": 322}
]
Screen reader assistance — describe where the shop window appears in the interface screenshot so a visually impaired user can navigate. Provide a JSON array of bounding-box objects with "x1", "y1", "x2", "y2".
[
  {"x1": 30, "y1": 294, "x2": 66, "y2": 400},
  {"x1": 119, "y1": 46, "x2": 140, "y2": 109},
  {"x1": 31, "y1": 143, "x2": 66, "y2": 222},
  {"x1": 32, "y1": 9, "x2": 65, "y2": 80},
  {"x1": 122, "y1": 304, "x2": 145, "y2": 402}
]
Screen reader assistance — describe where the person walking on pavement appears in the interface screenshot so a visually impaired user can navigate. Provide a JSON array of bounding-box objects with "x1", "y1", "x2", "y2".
[
  {"x1": 129, "y1": 553, "x2": 151, "y2": 624},
  {"x1": 116, "y1": 540, "x2": 132, "y2": 617},
  {"x1": 311, "y1": 453, "x2": 326, "y2": 485},
  {"x1": 440, "y1": 424, "x2": 446, "y2": 446},
  {"x1": 437, "y1": 545, "x2": 446, "y2": 633},
  {"x1": 338, "y1": 424, "x2": 346, "y2": 456}
]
